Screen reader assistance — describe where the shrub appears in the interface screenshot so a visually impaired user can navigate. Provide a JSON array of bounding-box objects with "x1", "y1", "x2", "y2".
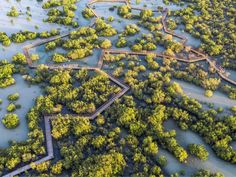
[
  {"x1": 116, "y1": 37, "x2": 127, "y2": 48},
  {"x1": 204, "y1": 90, "x2": 213, "y2": 97},
  {"x1": 31, "y1": 54, "x2": 40, "y2": 61},
  {"x1": 12, "y1": 53, "x2": 27, "y2": 65},
  {"x1": 82, "y1": 8, "x2": 95, "y2": 19},
  {"x1": 118, "y1": 5, "x2": 131, "y2": 17},
  {"x1": 100, "y1": 39, "x2": 112, "y2": 49},
  {"x1": 7, "y1": 6, "x2": 19, "y2": 17},
  {"x1": 52, "y1": 53, "x2": 68, "y2": 63},
  {"x1": 0, "y1": 60, "x2": 15, "y2": 88},
  {"x1": 8, "y1": 93, "x2": 20, "y2": 101},
  {"x1": 2, "y1": 114, "x2": 20, "y2": 129},
  {"x1": 188, "y1": 144, "x2": 209, "y2": 161},
  {"x1": 7, "y1": 103, "x2": 16, "y2": 112}
]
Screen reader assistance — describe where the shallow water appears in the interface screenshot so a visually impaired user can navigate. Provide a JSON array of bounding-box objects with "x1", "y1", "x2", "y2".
[
  {"x1": 174, "y1": 79, "x2": 236, "y2": 108},
  {"x1": 29, "y1": 42, "x2": 101, "y2": 67},
  {"x1": 0, "y1": 0, "x2": 92, "y2": 148},
  {"x1": 161, "y1": 120, "x2": 236, "y2": 177},
  {"x1": 129, "y1": 0, "x2": 187, "y2": 11},
  {"x1": 0, "y1": 0, "x2": 69, "y2": 35},
  {"x1": 0, "y1": 0, "x2": 235, "y2": 175},
  {"x1": 225, "y1": 69, "x2": 236, "y2": 82},
  {"x1": 0, "y1": 74, "x2": 42, "y2": 148},
  {"x1": 0, "y1": 0, "x2": 71, "y2": 60},
  {"x1": 0, "y1": 43, "x2": 26, "y2": 60},
  {"x1": 175, "y1": 24, "x2": 201, "y2": 48}
]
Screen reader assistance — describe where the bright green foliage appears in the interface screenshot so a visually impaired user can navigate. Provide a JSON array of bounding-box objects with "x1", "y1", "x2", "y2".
[
  {"x1": 45, "y1": 41, "x2": 57, "y2": 51},
  {"x1": 73, "y1": 118, "x2": 92, "y2": 137},
  {"x1": 31, "y1": 54, "x2": 40, "y2": 61},
  {"x1": 51, "y1": 161, "x2": 63, "y2": 175},
  {"x1": 116, "y1": 37, "x2": 127, "y2": 48},
  {"x1": 188, "y1": 144, "x2": 209, "y2": 161},
  {"x1": 131, "y1": 43, "x2": 143, "y2": 52},
  {"x1": 142, "y1": 136, "x2": 158, "y2": 156},
  {"x1": 0, "y1": 1, "x2": 235, "y2": 176},
  {"x1": 67, "y1": 48, "x2": 92, "y2": 60},
  {"x1": 205, "y1": 90, "x2": 213, "y2": 97},
  {"x1": 52, "y1": 53, "x2": 68, "y2": 63},
  {"x1": 72, "y1": 152, "x2": 126, "y2": 177},
  {"x1": 0, "y1": 32, "x2": 11, "y2": 46},
  {"x1": 201, "y1": 78, "x2": 221, "y2": 91},
  {"x1": 7, "y1": 103, "x2": 16, "y2": 112},
  {"x1": 82, "y1": 8, "x2": 95, "y2": 19},
  {"x1": 43, "y1": 0, "x2": 78, "y2": 27},
  {"x1": 11, "y1": 31, "x2": 37, "y2": 43},
  {"x1": 140, "y1": 9, "x2": 153, "y2": 20},
  {"x1": 91, "y1": 135, "x2": 106, "y2": 149},
  {"x1": 100, "y1": 39, "x2": 112, "y2": 49},
  {"x1": 39, "y1": 29, "x2": 59, "y2": 38},
  {"x1": 167, "y1": 19, "x2": 177, "y2": 30},
  {"x1": 173, "y1": 0, "x2": 235, "y2": 69},
  {"x1": 94, "y1": 18, "x2": 117, "y2": 36},
  {"x1": 31, "y1": 161, "x2": 50, "y2": 173},
  {"x1": 12, "y1": 53, "x2": 27, "y2": 65},
  {"x1": 0, "y1": 60, "x2": 15, "y2": 88},
  {"x1": 191, "y1": 169, "x2": 224, "y2": 177},
  {"x1": 2, "y1": 114, "x2": 20, "y2": 129},
  {"x1": 118, "y1": 5, "x2": 131, "y2": 18},
  {"x1": 7, "y1": 93, "x2": 20, "y2": 101},
  {"x1": 122, "y1": 24, "x2": 140, "y2": 36},
  {"x1": 7, "y1": 6, "x2": 19, "y2": 17}
]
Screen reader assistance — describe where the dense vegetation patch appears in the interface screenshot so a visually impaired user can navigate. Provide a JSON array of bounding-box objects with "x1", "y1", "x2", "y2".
[
  {"x1": 168, "y1": 0, "x2": 236, "y2": 69},
  {"x1": 2, "y1": 114, "x2": 20, "y2": 129},
  {"x1": 0, "y1": 0, "x2": 235, "y2": 176},
  {"x1": 0, "y1": 60, "x2": 15, "y2": 88}
]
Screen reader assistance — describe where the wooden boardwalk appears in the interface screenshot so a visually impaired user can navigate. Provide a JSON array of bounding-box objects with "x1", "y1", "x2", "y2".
[
  {"x1": 3, "y1": 69, "x2": 129, "y2": 177},
  {"x1": 162, "y1": 9, "x2": 187, "y2": 44},
  {"x1": 23, "y1": 19, "x2": 95, "y2": 68},
  {"x1": 88, "y1": 0, "x2": 128, "y2": 6},
  {"x1": 105, "y1": 49, "x2": 207, "y2": 63},
  {"x1": 3, "y1": 117, "x2": 54, "y2": 177},
  {"x1": 5, "y1": 0, "x2": 236, "y2": 176},
  {"x1": 3, "y1": 60, "x2": 129, "y2": 177},
  {"x1": 160, "y1": 8, "x2": 235, "y2": 85}
]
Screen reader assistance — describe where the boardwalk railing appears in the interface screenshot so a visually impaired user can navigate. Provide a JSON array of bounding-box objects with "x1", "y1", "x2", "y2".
[
  {"x1": 24, "y1": 0, "x2": 235, "y2": 86},
  {"x1": 3, "y1": 117, "x2": 54, "y2": 177},
  {"x1": 104, "y1": 49, "x2": 207, "y2": 63},
  {"x1": 3, "y1": 69, "x2": 129, "y2": 177}
]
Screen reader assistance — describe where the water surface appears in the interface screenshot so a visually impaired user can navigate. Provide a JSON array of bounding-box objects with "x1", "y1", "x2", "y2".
[{"x1": 0, "y1": 74, "x2": 42, "y2": 148}]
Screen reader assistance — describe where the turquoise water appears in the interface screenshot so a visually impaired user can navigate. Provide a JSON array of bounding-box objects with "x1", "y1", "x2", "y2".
[{"x1": 0, "y1": 74, "x2": 42, "y2": 148}]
